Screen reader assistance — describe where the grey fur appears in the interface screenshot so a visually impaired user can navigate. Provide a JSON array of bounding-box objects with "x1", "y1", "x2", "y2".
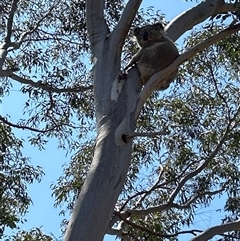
[{"x1": 126, "y1": 23, "x2": 179, "y2": 90}]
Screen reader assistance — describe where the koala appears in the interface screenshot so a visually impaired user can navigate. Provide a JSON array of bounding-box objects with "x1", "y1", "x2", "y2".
[{"x1": 125, "y1": 23, "x2": 179, "y2": 90}]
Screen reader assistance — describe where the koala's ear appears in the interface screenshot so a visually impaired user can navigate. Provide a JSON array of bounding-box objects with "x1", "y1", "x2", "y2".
[
  {"x1": 133, "y1": 27, "x2": 141, "y2": 36},
  {"x1": 154, "y1": 22, "x2": 164, "y2": 30}
]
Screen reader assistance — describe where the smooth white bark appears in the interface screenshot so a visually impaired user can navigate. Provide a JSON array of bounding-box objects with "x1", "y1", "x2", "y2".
[{"x1": 189, "y1": 219, "x2": 240, "y2": 241}]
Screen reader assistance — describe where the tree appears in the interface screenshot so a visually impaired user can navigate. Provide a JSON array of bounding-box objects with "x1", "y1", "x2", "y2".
[
  {"x1": 1, "y1": 0, "x2": 240, "y2": 241},
  {"x1": 0, "y1": 124, "x2": 44, "y2": 239}
]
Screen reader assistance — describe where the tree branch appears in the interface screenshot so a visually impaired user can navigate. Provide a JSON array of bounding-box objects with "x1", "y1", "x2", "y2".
[
  {"x1": 110, "y1": 164, "x2": 206, "y2": 227},
  {"x1": 166, "y1": 0, "x2": 240, "y2": 41},
  {"x1": 179, "y1": 189, "x2": 224, "y2": 209},
  {"x1": 115, "y1": 211, "x2": 203, "y2": 239},
  {"x1": 0, "y1": 115, "x2": 55, "y2": 133},
  {"x1": 167, "y1": 108, "x2": 238, "y2": 204},
  {"x1": 117, "y1": 165, "x2": 164, "y2": 212},
  {"x1": 0, "y1": 70, "x2": 92, "y2": 93},
  {"x1": 112, "y1": 0, "x2": 142, "y2": 48},
  {"x1": 86, "y1": 0, "x2": 108, "y2": 53},
  {"x1": 189, "y1": 219, "x2": 240, "y2": 241},
  {"x1": 4, "y1": 0, "x2": 19, "y2": 47},
  {"x1": 119, "y1": 189, "x2": 224, "y2": 218},
  {"x1": 133, "y1": 165, "x2": 164, "y2": 208},
  {"x1": 116, "y1": 213, "x2": 164, "y2": 237},
  {"x1": 135, "y1": 23, "x2": 240, "y2": 117},
  {"x1": 125, "y1": 129, "x2": 169, "y2": 140}
]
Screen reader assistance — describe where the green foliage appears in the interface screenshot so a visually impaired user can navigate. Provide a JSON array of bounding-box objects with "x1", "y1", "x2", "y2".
[
  {"x1": 51, "y1": 139, "x2": 95, "y2": 233},
  {"x1": 3, "y1": 228, "x2": 55, "y2": 241},
  {"x1": 0, "y1": 124, "x2": 44, "y2": 236},
  {"x1": 0, "y1": 0, "x2": 95, "y2": 238}
]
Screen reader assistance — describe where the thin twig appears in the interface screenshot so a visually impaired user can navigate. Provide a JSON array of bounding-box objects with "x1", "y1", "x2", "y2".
[{"x1": 0, "y1": 115, "x2": 56, "y2": 133}]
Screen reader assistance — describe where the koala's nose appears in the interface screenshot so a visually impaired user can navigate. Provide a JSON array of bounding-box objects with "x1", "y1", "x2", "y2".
[{"x1": 143, "y1": 31, "x2": 148, "y2": 40}]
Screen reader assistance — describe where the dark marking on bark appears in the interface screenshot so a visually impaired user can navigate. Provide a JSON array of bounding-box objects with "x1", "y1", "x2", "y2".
[
  {"x1": 113, "y1": 176, "x2": 122, "y2": 190},
  {"x1": 122, "y1": 134, "x2": 127, "y2": 142}
]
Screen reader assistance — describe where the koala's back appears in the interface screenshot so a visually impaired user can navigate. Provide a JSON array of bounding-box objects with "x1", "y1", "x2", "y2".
[
  {"x1": 134, "y1": 23, "x2": 179, "y2": 90},
  {"x1": 138, "y1": 39, "x2": 178, "y2": 89}
]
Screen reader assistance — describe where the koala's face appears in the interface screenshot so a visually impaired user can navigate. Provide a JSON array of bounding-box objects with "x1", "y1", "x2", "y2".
[{"x1": 134, "y1": 23, "x2": 164, "y2": 47}]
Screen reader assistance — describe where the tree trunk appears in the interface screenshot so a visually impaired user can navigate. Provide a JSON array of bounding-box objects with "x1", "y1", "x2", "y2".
[{"x1": 63, "y1": 35, "x2": 142, "y2": 240}]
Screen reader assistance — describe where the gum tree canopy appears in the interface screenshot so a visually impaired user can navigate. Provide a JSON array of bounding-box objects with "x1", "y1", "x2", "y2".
[{"x1": 1, "y1": 0, "x2": 240, "y2": 241}]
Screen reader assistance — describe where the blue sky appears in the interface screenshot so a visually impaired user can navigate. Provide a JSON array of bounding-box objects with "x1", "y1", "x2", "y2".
[{"x1": 3, "y1": 1, "x2": 226, "y2": 241}]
